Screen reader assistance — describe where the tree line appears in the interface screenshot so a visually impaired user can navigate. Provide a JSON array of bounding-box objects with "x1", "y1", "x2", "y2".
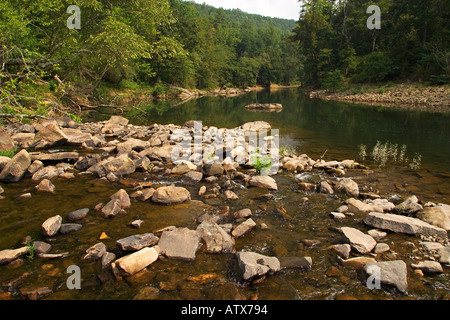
[
  {"x1": 291, "y1": 0, "x2": 450, "y2": 89},
  {"x1": 1, "y1": 0, "x2": 448, "y2": 118}
]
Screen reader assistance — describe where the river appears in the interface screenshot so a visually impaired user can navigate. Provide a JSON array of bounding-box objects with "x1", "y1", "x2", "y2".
[{"x1": 1, "y1": 88, "x2": 449, "y2": 300}]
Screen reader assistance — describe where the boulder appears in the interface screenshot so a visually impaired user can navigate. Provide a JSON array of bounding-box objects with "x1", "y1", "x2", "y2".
[
  {"x1": 236, "y1": 251, "x2": 280, "y2": 280},
  {"x1": 335, "y1": 178, "x2": 359, "y2": 198},
  {"x1": 204, "y1": 163, "x2": 224, "y2": 177},
  {"x1": 110, "y1": 189, "x2": 131, "y2": 209},
  {"x1": 130, "y1": 188, "x2": 155, "y2": 202},
  {"x1": 116, "y1": 233, "x2": 159, "y2": 251},
  {"x1": 31, "y1": 166, "x2": 60, "y2": 181},
  {"x1": 361, "y1": 260, "x2": 408, "y2": 294},
  {"x1": 0, "y1": 156, "x2": 11, "y2": 171},
  {"x1": 363, "y1": 212, "x2": 448, "y2": 239},
  {"x1": 233, "y1": 208, "x2": 252, "y2": 219},
  {"x1": 158, "y1": 228, "x2": 201, "y2": 261},
  {"x1": 87, "y1": 154, "x2": 135, "y2": 178},
  {"x1": 141, "y1": 145, "x2": 174, "y2": 163},
  {"x1": 416, "y1": 207, "x2": 450, "y2": 231},
  {"x1": 151, "y1": 186, "x2": 191, "y2": 204},
  {"x1": 395, "y1": 195, "x2": 423, "y2": 214},
  {"x1": 197, "y1": 220, "x2": 234, "y2": 253},
  {"x1": 339, "y1": 227, "x2": 377, "y2": 254},
  {"x1": 100, "y1": 199, "x2": 123, "y2": 218},
  {"x1": 249, "y1": 175, "x2": 278, "y2": 190},
  {"x1": 116, "y1": 138, "x2": 150, "y2": 154},
  {"x1": 319, "y1": 181, "x2": 334, "y2": 194},
  {"x1": 112, "y1": 247, "x2": 158, "y2": 277},
  {"x1": 0, "y1": 149, "x2": 31, "y2": 182},
  {"x1": 35, "y1": 179, "x2": 55, "y2": 193},
  {"x1": 182, "y1": 171, "x2": 203, "y2": 185},
  {"x1": 75, "y1": 154, "x2": 101, "y2": 171},
  {"x1": 82, "y1": 242, "x2": 107, "y2": 262},
  {"x1": 171, "y1": 162, "x2": 197, "y2": 175},
  {"x1": 32, "y1": 124, "x2": 68, "y2": 149},
  {"x1": 41, "y1": 215, "x2": 62, "y2": 237},
  {"x1": 224, "y1": 190, "x2": 239, "y2": 200},
  {"x1": 438, "y1": 246, "x2": 450, "y2": 265},
  {"x1": 67, "y1": 208, "x2": 89, "y2": 222},
  {"x1": 231, "y1": 218, "x2": 256, "y2": 238}
]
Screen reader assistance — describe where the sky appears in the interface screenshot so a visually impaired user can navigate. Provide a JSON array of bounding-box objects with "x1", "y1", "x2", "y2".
[{"x1": 188, "y1": 0, "x2": 301, "y2": 21}]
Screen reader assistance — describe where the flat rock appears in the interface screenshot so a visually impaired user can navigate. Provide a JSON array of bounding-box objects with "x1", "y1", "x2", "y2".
[
  {"x1": 411, "y1": 261, "x2": 443, "y2": 274},
  {"x1": 361, "y1": 260, "x2": 408, "y2": 294},
  {"x1": 236, "y1": 251, "x2": 280, "y2": 280},
  {"x1": 41, "y1": 215, "x2": 62, "y2": 237},
  {"x1": 182, "y1": 171, "x2": 203, "y2": 185},
  {"x1": 30, "y1": 152, "x2": 79, "y2": 162},
  {"x1": 116, "y1": 233, "x2": 159, "y2": 251},
  {"x1": 158, "y1": 228, "x2": 201, "y2": 261},
  {"x1": 438, "y1": 246, "x2": 450, "y2": 265},
  {"x1": 339, "y1": 227, "x2": 377, "y2": 254},
  {"x1": 339, "y1": 256, "x2": 376, "y2": 269},
  {"x1": 363, "y1": 212, "x2": 448, "y2": 239}
]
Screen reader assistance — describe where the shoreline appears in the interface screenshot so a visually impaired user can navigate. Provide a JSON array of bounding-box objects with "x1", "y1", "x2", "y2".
[{"x1": 305, "y1": 83, "x2": 450, "y2": 113}]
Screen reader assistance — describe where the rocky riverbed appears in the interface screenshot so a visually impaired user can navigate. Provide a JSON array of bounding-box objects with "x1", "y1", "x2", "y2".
[{"x1": 0, "y1": 116, "x2": 448, "y2": 300}]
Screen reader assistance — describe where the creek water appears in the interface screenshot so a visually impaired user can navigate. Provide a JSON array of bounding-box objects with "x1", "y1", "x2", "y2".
[{"x1": 1, "y1": 88, "x2": 449, "y2": 300}]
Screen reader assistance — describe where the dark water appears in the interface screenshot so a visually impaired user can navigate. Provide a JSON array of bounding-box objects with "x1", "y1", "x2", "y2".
[{"x1": 1, "y1": 88, "x2": 449, "y2": 301}]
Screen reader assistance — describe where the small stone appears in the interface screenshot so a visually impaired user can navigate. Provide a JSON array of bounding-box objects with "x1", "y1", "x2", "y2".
[
  {"x1": 368, "y1": 229, "x2": 387, "y2": 241},
  {"x1": 82, "y1": 242, "x2": 107, "y2": 262},
  {"x1": 35, "y1": 179, "x2": 55, "y2": 193},
  {"x1": 224, "y1": 190, "x2": 239, "y2": 200},
  {"x1": 116, "y1": 233, "x2": 159, "y2": 251},
  {"x1": 231, "y1": 218, "x2": 256, "y2": 238},
  {"x1": 233, "y1": 208, "x2": 252, "y2": 219},
  {"x1": 59, "y1": 223, "x2": 82, "y2": 234},
  {"x1": 131, "y1": 219, "x2": 144, "y2": 229},
  {"x1": 330, "y1": 212, "x2": 346, "y2": 220},
  {"x1": 236, "y1": 251, "x2": 280, "y2": 281},
  {"x1": 373, "y1": 243, "x2": 390, "y2": 254},
  {"x1": 41, "y1": 215, "x2": 62, "y2": 237},
  {"x1": 32, "y1": 241, "x2": 52, "y2": 254}
]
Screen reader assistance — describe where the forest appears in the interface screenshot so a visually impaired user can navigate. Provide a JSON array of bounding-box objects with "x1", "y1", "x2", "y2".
[{"x1": 0, "y1": 0, "x2": 448, "y2": 118}]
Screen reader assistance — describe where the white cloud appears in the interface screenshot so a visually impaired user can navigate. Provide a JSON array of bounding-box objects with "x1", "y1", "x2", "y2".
[{"x1": 188, "y1": 0, "x2": 301, "y2": 20}]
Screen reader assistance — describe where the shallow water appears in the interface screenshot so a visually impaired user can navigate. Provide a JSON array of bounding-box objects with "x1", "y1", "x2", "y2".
[{"x1": 1, "y1": 88, "x2": 449, "y2": 300}]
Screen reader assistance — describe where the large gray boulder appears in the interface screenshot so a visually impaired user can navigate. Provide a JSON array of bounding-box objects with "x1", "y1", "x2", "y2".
[
  {"x1": 363, "y1": 212, "x2": 448, "y2": 239},
  {"x1": 236, "y1": 251, "x2": 280, "y2": 280}
]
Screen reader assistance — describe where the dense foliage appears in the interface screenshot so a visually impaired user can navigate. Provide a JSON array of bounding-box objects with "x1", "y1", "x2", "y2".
[
  {"x1": 291, "y1": 0, "x2": 450, "y2": 88},
  {"x1": 0, "y1": 0, "x2": 301, "y2": 117}
]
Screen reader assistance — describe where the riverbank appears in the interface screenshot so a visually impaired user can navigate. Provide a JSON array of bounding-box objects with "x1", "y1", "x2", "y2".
[
  {"x1": 306, "y1": 83, "x2": 450, "y2": 113},
  {"x1": 0, "y1": 116, "x2": 449, "y2": 300}
]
